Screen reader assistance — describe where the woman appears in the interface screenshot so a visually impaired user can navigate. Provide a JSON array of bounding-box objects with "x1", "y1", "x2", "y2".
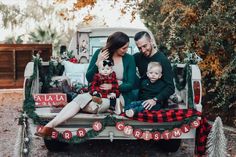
[{"x1": 36, "y1": 32, "x2": 136, "y2": 137}]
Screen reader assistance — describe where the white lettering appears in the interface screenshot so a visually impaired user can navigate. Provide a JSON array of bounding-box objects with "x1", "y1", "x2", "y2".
[
  {"x1": 117, "y1": 123, "x2": 124, "y2": 130},
  {"x1": 46, "y1": 95, "x2": 53, "y2": 101},
  {"x1": 79, "y1": 130, "x2": 85, "y2": 136},
  {"x1": 124, "y1": 126, "x2": 133, "y2": 135},
  {"x1": 153, "y1": 133, "x2": 161, "y2": 140},
  {"x1": 172, "y1": 129, "x2": 181, "y2": 137},
  {"x1": 58, "y1": 95, "x2": 65, "y2": 101},
  {"x1": 134, "y1": 131, "x2": 141, "y2": 137},
  {"x1": 34, "y1": 95, "x2": 42, "y2": 101},
  {"x1": 192, "y1": 120, "x2": 200, "y2": 128},
  {"x1": 64, "y1": 132, "x2": 70, "y2": 139},
  {"x1": 51, "y1": 131, "x2": 58, "y2": 139}
]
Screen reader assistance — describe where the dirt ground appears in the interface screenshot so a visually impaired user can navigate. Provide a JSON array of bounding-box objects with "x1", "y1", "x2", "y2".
[
  {"x1": 0, "y1": 89, "x2": 24, "y2": 157},
  {"x1": 0, "y1": 89, "x2": 236, "y2": 157}
]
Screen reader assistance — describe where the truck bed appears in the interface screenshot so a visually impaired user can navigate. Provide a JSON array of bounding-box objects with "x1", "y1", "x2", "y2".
[{"x1": 24, "y1": 61, "x2": 201, "y2": 142}]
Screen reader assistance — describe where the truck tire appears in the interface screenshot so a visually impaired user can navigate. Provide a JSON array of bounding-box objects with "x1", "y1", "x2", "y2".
[
  {"x1": 157, "y1": 139, "x2": 181, "y2": 152},
  {"x1": 44, "y1": 138, "x2": 69, "y2": 152}
]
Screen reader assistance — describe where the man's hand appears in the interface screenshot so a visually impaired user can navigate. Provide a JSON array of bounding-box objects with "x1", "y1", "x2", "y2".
[
  {"x1": 142, "y1": 99, "x2": 156, "y2": 110},
  {"x1": 100, "y1": 83, "x2": 112, "y2": 90}
]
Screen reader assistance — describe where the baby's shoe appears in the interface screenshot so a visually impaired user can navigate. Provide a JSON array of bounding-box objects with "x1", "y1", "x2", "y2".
[
  {"x1": 125, "y1": 109, "x2": 135, "y2": 117},
  {"x1": 35, "y1": 126, "x2": 57, "y2": 137}
]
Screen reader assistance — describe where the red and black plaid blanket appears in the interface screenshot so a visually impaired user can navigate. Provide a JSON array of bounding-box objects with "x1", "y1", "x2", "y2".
[{"x1": 124, "y1": 109, "x2": 211, "y2": 156}]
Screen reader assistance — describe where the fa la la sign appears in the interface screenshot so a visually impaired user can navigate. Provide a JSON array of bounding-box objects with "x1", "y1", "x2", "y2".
[{"x1": 33, "y1": 93, "x2": 67, "y2": 107}]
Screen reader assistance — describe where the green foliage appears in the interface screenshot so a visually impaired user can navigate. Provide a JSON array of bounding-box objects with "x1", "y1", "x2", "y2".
[
  {"x1": 0, "y1": 2, "x2": 24, "y2": 29},
  {"x1": 0, "y1": 0, "x2": 71, "y2": 54},
  {"x1": 5, "y1": 35, "x2": 24, "y2": 44},
  {"x1": 212, "y1": 58, "x2": 236, "y2": 110},
  {"x1": 28, "y1": 26, "x2": 63, "y2": 55},
  {"x1": 139, "y1": 0, "x2": 236, "y2": 126},
  {"x1": 140, "y1": 0, "x2": 235, "y2": 62}
]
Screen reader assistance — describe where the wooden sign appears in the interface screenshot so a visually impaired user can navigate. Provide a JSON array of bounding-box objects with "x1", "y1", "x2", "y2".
[{"x1": 33, "y1": 93, "x2": 67, "y2": 107}]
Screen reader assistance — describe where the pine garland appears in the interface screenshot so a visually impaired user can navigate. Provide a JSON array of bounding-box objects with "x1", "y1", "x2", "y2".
[
  {"x1": 172, "y1": 64, "x2": 187, "y2": 91},
  {"x1": 173, "y1": 63, "x2": 194, "y2": 108},
  {"x1": 23, "y1": 56, "x2": 42, "y2": 125},
  {"x1": 44, "y1": 115, "x2": 198, "y2": 143},
  {"x1": 45, "y1": 115, "x2": 118, "y2": 143},
  {"x1": 187, "y1": 64, "x2": 194, "y2": 108},
  {"x1": 41, "y1": 61, "x2": 60, "y2": 93}
]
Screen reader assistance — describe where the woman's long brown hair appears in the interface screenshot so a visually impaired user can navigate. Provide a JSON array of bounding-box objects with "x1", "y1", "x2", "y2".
[{"x1": 102, "y1": 32, "x2": 129, "y2": 61}]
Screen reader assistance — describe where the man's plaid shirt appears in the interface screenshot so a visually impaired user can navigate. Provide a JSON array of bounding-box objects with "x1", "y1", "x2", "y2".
[{"x1": 89, "y1": 72, "x2": 120, "y2": 98}]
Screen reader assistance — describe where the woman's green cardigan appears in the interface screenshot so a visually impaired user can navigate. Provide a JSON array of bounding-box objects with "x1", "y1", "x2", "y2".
[{"x1": 86, "y1": 49, "x2": 136, "y2": 106}]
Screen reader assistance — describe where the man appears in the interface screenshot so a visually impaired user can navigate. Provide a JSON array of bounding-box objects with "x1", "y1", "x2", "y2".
[{"x1": 133, "y1": 31, "x2": 175, "y2": 110}]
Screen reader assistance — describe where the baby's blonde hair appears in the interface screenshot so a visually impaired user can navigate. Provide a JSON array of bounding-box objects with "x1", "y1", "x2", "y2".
[{"x1": 147, "y1": 62, "x2": 162, "y2": 73}]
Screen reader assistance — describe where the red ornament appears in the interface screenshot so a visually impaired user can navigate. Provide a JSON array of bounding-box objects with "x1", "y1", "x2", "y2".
[
  {"x1": 69, "y1": 57, "x2": 78, "y2": 63},
  {"x1": 77, "y1": 128, "x2": 86, "y2": 137},
  {"x1": 152, "y1": 131, "x2": 161, "y2": 141},
  {"x1": 92, "y1": 121, "x2": 102, "y2": 131},
  {"x1": 116, "y1": 121, "x2": 125, "y2": 131},
  {"x1": 123, "y1": 125, "x2": 133, "y2": 135},
  {"x1": 142, "y1": 131, "x2": 152, "y2": 141},
  {"x1": 63, "y1": 130, "x2": 72, "y2": 140},
  {"x1": 181, "y1": 124, "x2": 191, "y2": 133},
  {"x1": 172, "y1": 128, "x2": 182, "y2": 137},
  {"x1": 190, "y1": 119, "x2": 200, "y2": 128},
  {"x1": 133, "y1": 129, "x2": 143, "y2": 139},
  {"x1": 162, "y1": 130, "x2": 172, "y2": 140},
  {"x1": 51, "y1": 131, "x2": 59, "y2": 139}
]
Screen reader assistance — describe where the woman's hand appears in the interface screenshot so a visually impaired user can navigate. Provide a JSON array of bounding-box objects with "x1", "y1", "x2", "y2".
[
  {"x1": 96, "y1": 49, "x2": 109, "y2": 66},
  {"x1": 100, "y1": 83, "x2": 112, "y2": 90},
  {"x1": 142, "y1": 99, "x2": 156, "y2": 110}
]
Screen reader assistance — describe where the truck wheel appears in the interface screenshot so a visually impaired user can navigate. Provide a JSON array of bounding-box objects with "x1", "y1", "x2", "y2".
[
  {"x1": 157, "y1": 139, "x2": 181, "y2": 152},
  {"x1": 44, "y1": 138, "x2": 69, "y2": 152}
]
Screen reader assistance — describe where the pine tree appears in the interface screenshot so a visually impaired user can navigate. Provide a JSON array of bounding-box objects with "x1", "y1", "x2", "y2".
[{"x1": 207, "y1": 116, "x2": 227, "y2": 157}]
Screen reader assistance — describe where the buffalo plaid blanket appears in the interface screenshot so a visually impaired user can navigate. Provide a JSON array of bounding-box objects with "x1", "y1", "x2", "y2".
[{"x1": 125, "y1": 109, "x2": 211, "y2": 156}]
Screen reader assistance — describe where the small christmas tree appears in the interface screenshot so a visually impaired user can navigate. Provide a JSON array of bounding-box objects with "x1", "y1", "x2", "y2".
[{"x1": 207, "y1": 116, "x2": 227, "y2": 157}]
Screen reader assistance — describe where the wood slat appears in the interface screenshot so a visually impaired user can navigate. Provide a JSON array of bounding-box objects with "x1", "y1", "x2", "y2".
[{"x1": 0, "y1": 44, "x2": 52, "y2": 88}]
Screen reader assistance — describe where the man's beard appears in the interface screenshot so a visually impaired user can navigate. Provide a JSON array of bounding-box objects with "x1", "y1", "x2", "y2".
[{"x1": 144, "y1": 47, "x2": 153, "y2": 57}]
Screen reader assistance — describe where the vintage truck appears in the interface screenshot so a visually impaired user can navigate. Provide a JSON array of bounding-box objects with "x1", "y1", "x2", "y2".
[{"x1": 23, "y1": 27, "x2": 203, "y2": 154}]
